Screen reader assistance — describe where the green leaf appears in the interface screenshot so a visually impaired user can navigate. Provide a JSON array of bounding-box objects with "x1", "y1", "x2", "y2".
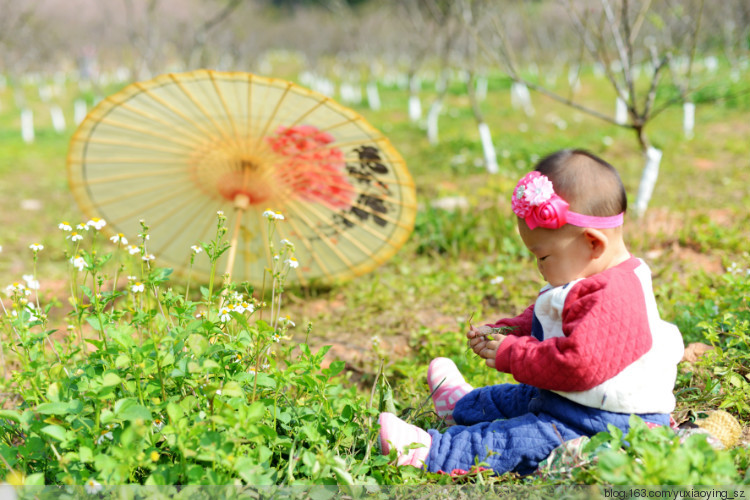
[
  {"x1": 202, "y1": 359, "x2": 220, "y2": 371},
  {"x1": 246, "y1": 401, "x2": 266, "y2": 423},
  {"x1": 149, "y1": 267, "x2": 173, "y2": 284},
  {"x1": 115, "y1": 354, "x2": 131, "y2": 369},
  {"x1": 24, "y1": 473, "x2": 45, "y2": 486},
  {"x1": 79, "y1": 446, "x2": 93, "y2": 463},
  {"x1": 101, "y1": 372, "x2": 123, "y2": 387},
  {"x1": 166, "y1": 402, "x2": 183, "y2": 424},
  {"x1": 35, "y1": 402, "x2": 71, "y2": 415},
  {"x1": 85, "y1": 317, "x2": 104, "y2": 332},
  {"x1": 221, "y1": 381, "x2": 244, "y2": 398},
  {"x1": 187, "y1": 333, "x2": 208, "y2": 356},
  {"x1": 40, "y1": 424, "x2": 67, "y2": 441},
  {"x1": 323, "y1": 360, "x2": 345, "y2": 378},
  {"x1": 114, "y1": 399, "x2": 152, "y2": 422},
  {"x1": 0, "y1": 410, "x2": 21, "y2": 423}
]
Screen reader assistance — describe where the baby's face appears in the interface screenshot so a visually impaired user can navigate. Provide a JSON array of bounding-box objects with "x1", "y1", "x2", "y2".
[{"x1": 517, "y1": 218, "x2": 595, "y2": 287}]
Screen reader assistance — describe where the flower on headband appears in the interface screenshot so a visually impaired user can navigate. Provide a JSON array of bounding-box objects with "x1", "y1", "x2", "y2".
[{"x1": 512, "y1": 171, "x2": 569, "y2": 230}]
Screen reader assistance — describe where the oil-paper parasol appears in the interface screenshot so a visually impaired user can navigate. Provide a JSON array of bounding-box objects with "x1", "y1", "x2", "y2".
[{"x1": 67, "y1": 70, "x2": 417, "y2": 286}]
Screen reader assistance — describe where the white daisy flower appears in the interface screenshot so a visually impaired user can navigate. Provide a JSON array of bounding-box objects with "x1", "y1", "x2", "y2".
[
  {"x1": 71, "y1": 255, "x2": 87, "y2": 271},
  {"x1": 261, "y1": 362, "x2": 270, "y2": 370},
  {"x1": 68, "y1": 232, "x2": 83, "y2": 242},
  {"x1": 272, "y1": 332, "x2": 281, "y2": 343},
  {"x1": 152, "y1": 418, "x2": 165, "y2": 431},
  {"x1": 278, "y1": 315, "x2": 295, "y2": 327},
  {"x1": 195, "y1": 311, "x2": 206, "y2": 319},
  {"x1": 22, "y1": 275, "x2": 39, "y2": 290},
  {"x1": 191, "y1": 245, "x2": 202, "y2": 254},
  {"x1": 219, "y1": 307, "x2": 232, "y2": 322},
  {"x1": 142, "y1": 253, "x2": 155, "y2": 262},
  {"x1": 5, "y1": 282, "x2": 27, "y2": 297},
  {"x1": 280, "y1": 239, "x2": 294, "y2": 249},
  {"x1": 263, "y1": 209, "x2": 284, "y2": 221},
  {"x1": 87, "y1": 218, "x2": 107, "y2": 230},
  {"x1": 110, "y1": 233, "x2": 128, "y2": 245},
  {"x1": 490, "y1": 276, "x2": 505, "y2": 285},
  {"x1": 29, "y1": 243, "x2": 44, "y2": 252},
  {"x1": 76, "y1": 223, "x2": 89, "y2": 231},
  {"x1": 285, "y1": 257, "x2": 299, "y2": 269},
  {"x1": 131, "y1": 282, "x2": 145, "y2": 293},
  {"x1": 127, "y1": 245, "x2": 140, "y2": 255},
  {"x1": 84, "y1": 478, "x2": 103, "y2": 494},
  {"x1": 58, "y1": 221, "x2": 72, "y2": 231},
  {"x1": 96, "y1": 431, "x2": 113, "y2": 445}
]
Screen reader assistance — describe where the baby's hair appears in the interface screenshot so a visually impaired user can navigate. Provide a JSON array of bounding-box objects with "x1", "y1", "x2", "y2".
[{"x1": 534, "y1": 149, "x2": 627, "y2": 217}]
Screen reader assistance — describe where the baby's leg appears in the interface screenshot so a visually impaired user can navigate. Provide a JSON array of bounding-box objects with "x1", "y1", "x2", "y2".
[
  {"x1": 425, "y1": 411, "x2": 580, "y2": 476},
  {"x1": 453, "y1": 383, "x2": 539, "y2": 426}
]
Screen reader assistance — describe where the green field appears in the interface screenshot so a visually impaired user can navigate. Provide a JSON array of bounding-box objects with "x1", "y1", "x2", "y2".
[{"x1": 1, "y1": 64, "x2": 749, "y2": 488}]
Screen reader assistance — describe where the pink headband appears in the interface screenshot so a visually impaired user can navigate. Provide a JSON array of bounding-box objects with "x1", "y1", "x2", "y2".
[{"x1": 512, "y1": 171, "x2": 624, "y2": 230}]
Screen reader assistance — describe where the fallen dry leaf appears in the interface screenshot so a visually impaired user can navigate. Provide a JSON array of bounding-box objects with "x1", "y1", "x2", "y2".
[{"x1": 681, "y1": 342, "x2": 714, "y2": 363}]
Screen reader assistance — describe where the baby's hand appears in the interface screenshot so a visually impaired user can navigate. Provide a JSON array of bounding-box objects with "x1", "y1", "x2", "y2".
[{"x1": 467, "y1": 326, "x2": 506, "y2": 368}]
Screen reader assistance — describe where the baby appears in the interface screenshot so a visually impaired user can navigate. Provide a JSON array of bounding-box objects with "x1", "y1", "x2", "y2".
[{"x1": 379, "y1": 149, "x2": 684, "y2": 475}]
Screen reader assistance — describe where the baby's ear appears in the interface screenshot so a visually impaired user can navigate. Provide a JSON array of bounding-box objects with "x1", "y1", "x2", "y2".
[{"x1": 583, "y1": 228, "x2": 608, "y2": 258}]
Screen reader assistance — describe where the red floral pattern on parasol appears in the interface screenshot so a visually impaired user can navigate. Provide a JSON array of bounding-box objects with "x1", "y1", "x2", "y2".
[{"x1": 267, "y1": 125, "x2": 355, "y2": 210}]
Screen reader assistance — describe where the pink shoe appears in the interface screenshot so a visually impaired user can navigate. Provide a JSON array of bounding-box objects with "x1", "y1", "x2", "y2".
[
  {"x1": 378, "y1": 412, "x2": 431, "y2": 467},
  {"x1": 428, "y1": 357, "x2": 473, "y2": 425}
]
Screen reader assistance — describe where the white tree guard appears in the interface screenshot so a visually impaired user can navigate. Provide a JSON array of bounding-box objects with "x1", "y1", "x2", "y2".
[
  {"x1": 615, "y1": 95, "x2": 628, "y2": 125},
  {"x1": 634, "y1": 146, "x2": 663, "y2": 217},
  {"x1": 50, "y1": 105, "x2": 66, "y2": 132},
  {"x1": 511, "y1": 82, "x2": 534, "y2": 116},
  {"x1": 427, "y1": 100, "x2": 442, "y2": 145},
  {"x1": 683, "y1": 101, "x2": 695, "y2": 139},
  {"x1": 21, "y1": 109, "x2": 34, "y2": 144},
  {"x1": 408, "y1": 95, "x2": 422, "y2": 122},
  {"x1": 476, "y1": 76, "x2": 488, "y2": 102},
  {"x1": 74, "y1": 99, "x2": 88, "y2": 125},
  {"x1": 478, "y1": 122, "x2": 499, "y2": 174},
  {"x1": 366, "y1": 81, "x2": 381, "y2": 111}
]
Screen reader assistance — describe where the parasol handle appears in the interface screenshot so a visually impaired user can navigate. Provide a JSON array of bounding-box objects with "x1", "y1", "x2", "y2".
[{"x1": 224, "y1": 193, "x2": 250, "y2": 285}]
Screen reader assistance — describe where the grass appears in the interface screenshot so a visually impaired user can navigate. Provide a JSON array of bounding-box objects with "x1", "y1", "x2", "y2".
[{"x1": 1, "y1": 60, "x2": 749, "y2": 488}]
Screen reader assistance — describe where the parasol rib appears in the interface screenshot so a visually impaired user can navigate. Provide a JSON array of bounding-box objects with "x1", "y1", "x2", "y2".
[
  {"x1": 285, "y1": 97, "x2": 329, "y2": 129},
  {"x1": 244, "y1": 73, "x2": 254, "y2": 145},
  {"x1": 88, "y1": 178, "x2": 191, "y2": 206},
  {"x1": 110, "y1": 101, "x2": 212, "y2": 145},
  {"x1": 286, "y1": 197, "x2": 389, "y2": 265},
  {"x1": 283, "y1": 200, "x2": 356, "y2": 269},
  {"x1": 71, "y1": 167, "x2": 186, "y2": 186},
  {"x1": 154, "y1": 196, "x2": 217, "y2": 256},
  {"x1": 277, "y1": 216, "x2": 334, "y2": 281},
  {"x1": 169, "y1": 72, "x2": 239, "y2": 146},
  {"x1": 81, "y1": 158, "x2": 188, "y2": 165},
  {"x1": 209, "y1": 72, "x2": 242, "y2": 145},
  {"x1": 107, "y1": 183, "x2": 201, "y2": 226},
  {"x1": 149, "y1": 196, "x2": 217, "y2": 251},
  {"x1": 134, "y1": 80, "x2": 220, "y2": 142},
  {"x1": 270, "y1": 178, "x2": 412, "y2": 233},
  {"x1": 73, "y1": 136, "x2": 192, "y2": 156},
  {"x1": 254, "y1": 81, "x2": 293, "y2": 151},
  {"x1": 89, "y1": 117, "x2": 203, "y2": 150}
]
